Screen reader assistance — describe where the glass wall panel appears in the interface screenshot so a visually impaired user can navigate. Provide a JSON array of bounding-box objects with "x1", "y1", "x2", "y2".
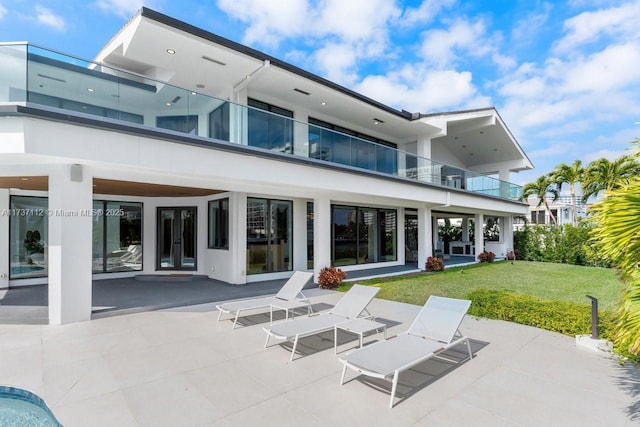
[
  {"x1": 94, "y1": 201, "x2": 143, "y2": 273},
  {"x1": 247, "y1": 99, "x2": 294, "y2": 154},
  {"x1": 332, "y1": 206, "x2": 357, "y2": 266},
  {"x1": 156, "y1": 115, "x2": 198, "y2": 134},
  {"x1": 379, "y1": 209, "x2": 397, "y2": 262},
  {"x1": 209, "y1": 102, "x2": 230, "y2": 141},
  {"x1": 159, "y1": 210, "x2": 175, "y2": 268},
  {"x1": 331, "y1": 205, "x2": 397, "y2": 266},
  {"x1": 246, "y1": 198, "x2": 293, "y2": 274},
  {"x1": 208, "y1": 198, "x2": 229, "y2": 249},
  {"x1": 181, "y1": 209, "x2": 196, "y2": 268},
  {"x1": 9, "y1": 196, "x2": 48, "y2": 279},
  {"x1": 270, "y1": 201, "x2": 292, "y2": 272}
]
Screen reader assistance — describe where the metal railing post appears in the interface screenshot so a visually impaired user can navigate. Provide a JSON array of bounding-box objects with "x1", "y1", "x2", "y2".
[{"x1": 586, "y1": 295, "x2": 599, "y2": 340}]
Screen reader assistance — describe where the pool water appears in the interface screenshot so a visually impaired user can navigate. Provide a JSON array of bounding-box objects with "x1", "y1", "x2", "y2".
[{"x1": 0, "y1": 387, "x2": 62, "y2": 427}]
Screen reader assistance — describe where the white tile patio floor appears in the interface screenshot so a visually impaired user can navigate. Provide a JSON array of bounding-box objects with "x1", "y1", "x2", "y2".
[{"x1": 1, "y1": 288, "x2": 639, "y2": 426}]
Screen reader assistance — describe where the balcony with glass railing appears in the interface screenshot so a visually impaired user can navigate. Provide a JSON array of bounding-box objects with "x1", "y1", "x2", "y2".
[{"x1": 0, "y1": 43, "x2": 523, "y2": 201}]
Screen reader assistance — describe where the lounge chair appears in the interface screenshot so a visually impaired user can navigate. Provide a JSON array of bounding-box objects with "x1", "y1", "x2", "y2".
[
  {"x1": 216, "y1": 271, "x2": 313, "y2": 329},
  {"x1": 264, "y1": 284, "x2": 380, "y2": 361},
  {"x1": 339, "y1": 295, "x2": 473, "y2": 408}
]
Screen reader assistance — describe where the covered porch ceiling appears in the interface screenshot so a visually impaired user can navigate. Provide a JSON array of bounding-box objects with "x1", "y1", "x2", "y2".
[{"x1": 0, "y1": 177, "x2": 223, "y2": 197}]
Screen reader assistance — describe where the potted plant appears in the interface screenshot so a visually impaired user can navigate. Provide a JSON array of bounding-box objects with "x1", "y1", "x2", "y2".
[
  {"x1": 318, "y1": 266, "x2": 347, "y2": 290},
  {"x1": 477, "y1": 251, "x2": 495, "y2": 263},
  {"x1": 426, "y1": 256, "x2": 444, "y2": 272}
]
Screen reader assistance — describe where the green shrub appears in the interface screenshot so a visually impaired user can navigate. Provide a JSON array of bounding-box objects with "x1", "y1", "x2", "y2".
[{"x1": 466, "y1": 289, "x2": 613, "y2": 339}]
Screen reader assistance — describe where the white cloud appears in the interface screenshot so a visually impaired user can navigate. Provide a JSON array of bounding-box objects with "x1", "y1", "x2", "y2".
[
  {"x1": 561, "y1": 43, "x2": 640, "y2": 94},
  {"x1": 399, "y1": 0, "x2": 456, "y2": 27},
  {"x1": 0, "y1": 3, "x2": 7, "y2": 21},
  {"x1": 554, "y1": 1, "x2": 640, "y2": 53},
  {"x1": 420, "y1": 18, "x2": 491, "y2": 67},
  {"x1": 94, "y1": 0, "x2": 148, "y2": 19},
  {"x1": 511, "y1": 3, "x2": 552, "y2": 44},
  {"x1": 356, "y1": 65, "x2": 486, "y2": 112},
  {"x1": 35, "y1": 5, "x2": 65, "y2": 31},
  {"x1": 312, "y1": 43, "x2": 359, "y2": 85}
]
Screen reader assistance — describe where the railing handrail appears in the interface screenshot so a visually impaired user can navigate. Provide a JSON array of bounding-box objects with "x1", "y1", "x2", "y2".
[{"x1": 1, "y1": 42, "x2": 523, "y2": 200}]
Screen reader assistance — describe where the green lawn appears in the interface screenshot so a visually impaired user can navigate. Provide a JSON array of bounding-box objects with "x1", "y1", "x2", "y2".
[{"x1": 344, "y1": 261, "x2": 625, "y2": 311}]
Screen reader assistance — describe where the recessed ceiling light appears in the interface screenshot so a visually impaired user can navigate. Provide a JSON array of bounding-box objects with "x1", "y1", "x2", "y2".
[
  {"x1": 166, "y1": 49, "x2": 176, "y2": 55},
  {"x1": 191, "y1": 91, "x2": 197, "y2": 96},
  {"x1": 20, "y1": 177, "x2": 29, "y2": 181},
  {"x1": 321, "y1": 101, "x2": 327, "y2": 106},
  {"x1": 479, "y1": 130, "x2": 484, "y2": 134},
  {"x1": 245, "y1": 75, "x2": 251, "y2": 79},
  {"x1": 373, "y1": 118, "x2": 384, "y2": 125},
  {"x1": 165, "y1": 102, "x2": 172, "y2": 106},
  {"x1": 87, "y1": 88, "x2": 94, "y2": 92}
]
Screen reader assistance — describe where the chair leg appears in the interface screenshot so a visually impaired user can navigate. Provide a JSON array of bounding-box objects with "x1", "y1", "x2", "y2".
[
  {"x1": 340, "y1": 365, "x2": 348, "y2": 385},
  {"x1": 217, "y1": 308, "x2": 223, "y2": 322},
  {"x1": 290, "y1": 335, "x2": 299, "y2": 362},
  {"x1": 466, "y1": 338, "x2": 473, "y2": 360},
  {"x1": 264, "y1": 332, "x2": 271, "y2": 348},
  {"x1": 390, "y1": 371, "x2": 399, "y2": 408},
  {"x1": 233, "y1": 311, "x2": 240, "y2": 329}
]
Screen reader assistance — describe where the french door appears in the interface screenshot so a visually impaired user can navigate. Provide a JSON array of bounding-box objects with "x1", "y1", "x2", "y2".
[{"x1": 157, "y1": 207, "x2": 197, "y2": 270}]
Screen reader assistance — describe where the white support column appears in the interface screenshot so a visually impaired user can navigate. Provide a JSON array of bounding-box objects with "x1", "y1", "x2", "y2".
[
  {"x1": 313, "y1": 195, "x2": 331, "y2": 283},
  {"x1": 474, "y1": 213, "x2": 484, "y2": 258},
  {"x1": 0, "y1": 189, "x2": 8, "y2": 288},
  {"x1": 462, "y1": 217, "x2": 470, "y2": 242},
  {"x1": 48, "y1": 165, "x2": 93, "y2": 324},
  {"x1": 498, "y1": 168, "x2": 510, "y2": 183},
  {"x1": 416, "y1": 136, "x2": 432, "y2": 159},
  {"x1": 232, "y1": 193, "x2": 247, "y2": 284},
  {"x1": 503, "y1": 215, "x2": 514, "y2": 257},
  {"x1": 417, "y1": 206, "x2": 432, "y2": 270},
  {"x1": 230, "y1": 88, "x2": 248, "y2": 145}
]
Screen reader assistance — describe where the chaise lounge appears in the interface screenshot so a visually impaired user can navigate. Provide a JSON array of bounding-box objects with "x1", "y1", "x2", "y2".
[
  {"x1": 263, "y1": 284, "x2": 380, "y2": 361},
  {"x1": 339, "y1": 295, "x2": 473, "y2": 407},
  {"x1": 216, "y1": 271, "x2": 313, "y2": 329}
]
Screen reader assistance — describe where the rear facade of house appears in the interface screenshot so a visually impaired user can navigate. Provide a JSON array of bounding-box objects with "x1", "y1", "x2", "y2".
[{"x1": 0, "y1": 8, "x2": 533, "y2": 324}]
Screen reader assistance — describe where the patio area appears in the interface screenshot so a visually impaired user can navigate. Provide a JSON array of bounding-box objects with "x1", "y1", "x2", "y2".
[{"x1": 1, "y1": 289, "x2": 638, "y2": 426}]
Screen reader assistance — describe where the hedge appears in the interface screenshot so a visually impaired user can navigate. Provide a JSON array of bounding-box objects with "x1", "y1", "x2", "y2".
[{"x1": 465, "y1": 289, "x2": 613, "y2": 339}]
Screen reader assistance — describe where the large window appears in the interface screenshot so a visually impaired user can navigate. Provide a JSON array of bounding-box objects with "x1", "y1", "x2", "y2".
[
  {"x1": 247, "y1": 99, "x2": 294, "y2": 154},
  {"x1": 308, "y1": 118, "x2": 398, "y2": 174},
  {"x1": 484, "y1": 216, "x2": 501, "y2": 242},
  {"x1": 332, "y1": 205, "x2": 396, "y2": 266},
  {"x1": 208, "y1": 198, "x2": 229, "y2": 249},
  {"x1": 246, "y1": 198, "x2": 293, "y2": 274},
  {"x1": 9, "y1": 196, "x2": 48, "y2": 279},
  {"x1": 92, "y1": 201, "x2": 143, "y2": 273}
]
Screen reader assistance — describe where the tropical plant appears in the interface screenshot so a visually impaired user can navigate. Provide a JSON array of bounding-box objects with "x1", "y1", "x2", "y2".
[
  {"x1": 522, "y1": 175, "x2": 560, "y2": 224},
  {"x1": 590, "y1": 177, "x2": 640, "y2": 359},
  {"x1": 318, "y1": 266, "x2": 346, "y2": 290},
  {"x1": 581, "y1": 155, "x2": 640, "y2": 202},
  {"x1": 426, "y1": 256, "x2": 444, "y2": 272},
  {"x1": 551, "y1": 160, "x2": 583, "y2": 224}
]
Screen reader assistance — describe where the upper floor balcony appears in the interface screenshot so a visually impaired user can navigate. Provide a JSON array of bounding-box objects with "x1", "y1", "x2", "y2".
[{"x1": 0, "y1": 43, "x2": 523, "y2": 201}]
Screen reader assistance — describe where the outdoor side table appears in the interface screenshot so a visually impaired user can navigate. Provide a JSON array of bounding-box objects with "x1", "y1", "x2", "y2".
[
  {"x1": 334, "y1": 317, "x2": 387, "y2": 353},
  {"x1": 270, "y1": 299, "x2": 312, "y2": 324}
]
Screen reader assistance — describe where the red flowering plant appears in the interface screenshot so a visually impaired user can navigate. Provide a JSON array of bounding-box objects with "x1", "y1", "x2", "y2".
[
  {"x1": 426, "y1": 256, "x2": 444, "y2": 272},
  {"x1": 478, "y1": 251, "x2": 496, "y2": 263},
  {"x1": 318, "y1": 266, "x2": 347, "y2": 290}
]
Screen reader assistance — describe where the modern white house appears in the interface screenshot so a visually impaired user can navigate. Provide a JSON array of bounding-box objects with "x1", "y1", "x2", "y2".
[{"x1": 0, "y1": 8, "x2": 533, "y2": 324}]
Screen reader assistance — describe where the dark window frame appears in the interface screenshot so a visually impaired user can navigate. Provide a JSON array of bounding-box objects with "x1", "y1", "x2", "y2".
[{"x1": 208, "y1": 198, "x2": 229, "y2": 250}]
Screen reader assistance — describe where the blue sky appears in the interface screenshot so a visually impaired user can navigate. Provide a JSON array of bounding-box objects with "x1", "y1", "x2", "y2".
[{"x1": 1, "y1": 0, "x2": 639, "y2": 188}]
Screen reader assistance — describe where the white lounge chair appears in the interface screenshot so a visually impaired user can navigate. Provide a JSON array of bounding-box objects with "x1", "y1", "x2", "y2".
[
  {"x1": 339, "y1": 295, "x2": 473, "y2": 408},
  {"x1": 264, "y1": 284, "x2": 380, "y2": 361},
  {"x1": 216, "y1": 271, "x2": 313, "y2": 329}
]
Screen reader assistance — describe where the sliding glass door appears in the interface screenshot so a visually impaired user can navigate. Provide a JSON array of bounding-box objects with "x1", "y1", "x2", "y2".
[
  {"x1": 246, "y1": 198, "x2": 292, "y2": 274},
  {"x1": 157, "y1": 207, "x2": 196, "y2": 270}
]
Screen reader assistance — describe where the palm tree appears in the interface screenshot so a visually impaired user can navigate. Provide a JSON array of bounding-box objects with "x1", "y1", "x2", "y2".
[
  {"x1": 582, "y1": 156, "x2": 640, "y2": 202},
  {"x1": 522, "y1": 175, "x2": 560, "y2": 224},
  {"x1": 591, "y1": 179, "x2": 640, "y2": 356},
  {"x1": 551, "y1": 160, "x2": 583, "y2": 224}
]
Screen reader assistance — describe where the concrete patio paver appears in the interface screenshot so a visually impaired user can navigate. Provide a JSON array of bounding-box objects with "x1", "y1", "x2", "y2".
[{"x1": 0, "y1": 289, "x2": 638, "y2": 426}]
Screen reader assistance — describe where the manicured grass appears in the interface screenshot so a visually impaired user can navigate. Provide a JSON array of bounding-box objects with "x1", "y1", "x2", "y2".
[{"x1": 343, "y1": 261, "x2": 624, "y2": 311}]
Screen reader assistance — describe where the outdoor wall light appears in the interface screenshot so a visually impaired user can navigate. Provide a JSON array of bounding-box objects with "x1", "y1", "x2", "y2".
[{"x1": 166, "y1": 49, "x2": 176, "y2": 54}]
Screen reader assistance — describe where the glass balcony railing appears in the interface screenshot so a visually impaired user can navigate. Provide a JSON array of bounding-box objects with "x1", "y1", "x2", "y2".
[{"x1": 0, "y1": 42, "x2": 523, "y2": 201}]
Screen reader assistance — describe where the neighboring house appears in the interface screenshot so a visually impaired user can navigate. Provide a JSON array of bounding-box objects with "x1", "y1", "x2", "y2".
[
  {"x1": 0, "y1": 8, "x2": 533, "y2": 324},
  {"x1": 521, "y1": 195, "x2": 588, "y2": 228}
]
